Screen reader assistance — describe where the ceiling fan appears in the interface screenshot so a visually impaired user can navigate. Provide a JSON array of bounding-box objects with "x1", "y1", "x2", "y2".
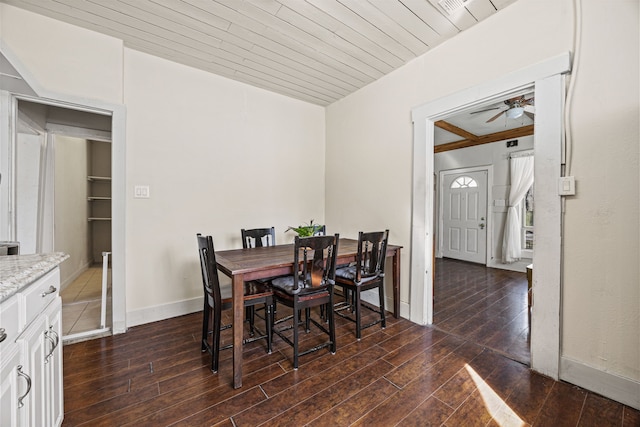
[{"x1": 471, "y1": 95, "x2": 535, "y2": 123}]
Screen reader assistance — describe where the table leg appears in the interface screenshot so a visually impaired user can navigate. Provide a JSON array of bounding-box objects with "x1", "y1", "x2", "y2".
[
  {"x1": 232, "y1": 273, "x2": 244, "y2": 389},
  {"x1": 392, "y1": 249, "x2": 401, "y2": 318}
]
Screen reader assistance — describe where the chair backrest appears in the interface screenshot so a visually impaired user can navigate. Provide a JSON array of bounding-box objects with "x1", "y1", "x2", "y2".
[
  {"x1": 313, "y1": 225, "x2": 326, "y2": 236},
  {"x1": 355, "y1": 230, "x2": 389, "y2": 282},
  {"x1": 241, "y1": 227, "x2": 276, "y2": 248},
  {"x1": 197, "y1": 234, "x2": 222, "y2": 308},
  {"x1": 293, "y1": 234, "x2": 339, "y2": 294}
]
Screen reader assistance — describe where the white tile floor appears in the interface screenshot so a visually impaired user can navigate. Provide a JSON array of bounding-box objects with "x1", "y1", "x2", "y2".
[{"x1": 61, "y1": 265, "x2": 111, "y2": 340}]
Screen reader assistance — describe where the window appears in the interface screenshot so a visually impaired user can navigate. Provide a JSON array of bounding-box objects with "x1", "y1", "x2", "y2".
[
  {"x1": 450, "y1": 176, "x2": 478, "y2": 189},
  {"x1": 522, "y1": 184, "x2": 534, "y2": 250}
]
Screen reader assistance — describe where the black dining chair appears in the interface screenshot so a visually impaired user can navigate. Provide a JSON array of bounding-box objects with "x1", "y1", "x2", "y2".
[
  {"x1": 334, "y1": 230, "x2": 389, "y2": 340},
  {"x1": 270, "y1": 234, "x2": 339, "y2": 369},
  {"x1": 313, "y1": 225, "x2": 326, "y2": 236},
  {"x1": 241, "y1": 227, "x2": 277, "y2": 331},
  {"x1": 241, "y1": 227, "x2": 276, "y2": 248},
  {"x1": 197, "y1": 233, "x2": 274, "y2": 373}
]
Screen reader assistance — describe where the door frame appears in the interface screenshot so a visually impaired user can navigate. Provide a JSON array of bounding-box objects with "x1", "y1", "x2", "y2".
[
  {"x1": 0, "y1": 87, "x2": 127, "y2": 335},
  {"x1": 410, "y1": 52, "x2": 570, "y2": 379},
  {"x1": 438, "y1": 165, "x2": 493, "y2": 265}
]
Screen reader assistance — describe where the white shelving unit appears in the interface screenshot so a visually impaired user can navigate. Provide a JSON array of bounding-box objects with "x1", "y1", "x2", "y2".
[{"x1": 87, "y1": 176, "x2": 111, "y2": 222}]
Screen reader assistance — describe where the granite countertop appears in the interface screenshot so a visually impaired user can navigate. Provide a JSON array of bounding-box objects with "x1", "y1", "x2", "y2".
[{"x1": 0, "y1": 252, "x2": 69, "y2": 303}]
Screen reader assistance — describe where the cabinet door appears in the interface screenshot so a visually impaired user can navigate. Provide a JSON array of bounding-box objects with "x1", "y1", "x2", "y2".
[
  {"x1": 0, "y1": 345, "x2": 25, "y2": 426},
  {"x1": 44, "y1": 297, "x2": 63, "y2": 427},
  {"x1": 19, "y1": 314, "x2": 47, "y2": 427}
]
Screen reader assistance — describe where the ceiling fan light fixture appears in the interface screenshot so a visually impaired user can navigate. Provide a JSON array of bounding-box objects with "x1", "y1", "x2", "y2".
[{"x1": 506, "y1": 106, "x2": 524, "y2": 119}]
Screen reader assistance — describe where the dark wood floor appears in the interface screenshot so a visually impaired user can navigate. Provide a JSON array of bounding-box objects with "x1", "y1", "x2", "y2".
[
  {"x1": 434, "y1": 258, "x2": 530, "y2": 365},
  {"x1": 62, "y1": 288, "x2": 639, "y2": 425}
]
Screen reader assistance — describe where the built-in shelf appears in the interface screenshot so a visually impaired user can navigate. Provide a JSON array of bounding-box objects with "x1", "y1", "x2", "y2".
[
  {"x1": 87, "y1": 176, "x2": 111, "y2": 182},
  {"x1": 88, "y1": 139, "x2": 112, "y2": 263},
  {"x1": 88, "y1": 174, "x2": 111, "y2": 222}
]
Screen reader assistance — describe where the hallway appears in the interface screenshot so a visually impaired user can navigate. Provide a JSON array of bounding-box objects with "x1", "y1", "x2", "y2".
[{"x1": 433, "y1": 257, "x2": 530, "y2": 364}]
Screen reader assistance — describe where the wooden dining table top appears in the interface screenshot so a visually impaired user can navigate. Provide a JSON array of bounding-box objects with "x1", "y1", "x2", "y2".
[{"x1": 215, "y1": 237, "x2": 401, "y2": 282}]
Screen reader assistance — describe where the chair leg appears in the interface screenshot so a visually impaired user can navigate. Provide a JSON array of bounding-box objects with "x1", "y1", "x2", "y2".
[
  {"x1": 211, "y1": 306, "x2": 222, "y2": 373},
  {"x1": 329, "y1": 295, "x2": 336, "y2": 354},
  {"x1": 378, "y1": 284, "x2": 386, "y2": 329},
  {"x1": 266, "y1": 301, "x2": 273, "y2": 354},
  {"x1": 246, "y1": 306, "x2": 255, "y2": 337},
  {"x1": 201, "y1": 300, "x2": 209, "y2": 352},
  {"x1": 293, "y1": 304, "x2": 300, "y2": 369},
  {"x1": 355, "y1": 288, "x2": 362, "y2": 340},
  {"x1": 305, "y1": 307, "x2": 311, "y2": 332}
]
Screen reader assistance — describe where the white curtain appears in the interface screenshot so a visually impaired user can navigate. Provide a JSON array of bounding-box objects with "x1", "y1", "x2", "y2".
[{"x1": 502, "y1": 153, "x2": 534, "y2": 263}]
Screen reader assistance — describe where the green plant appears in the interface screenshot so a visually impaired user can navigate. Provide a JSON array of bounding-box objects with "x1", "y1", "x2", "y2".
[{"x1": 286, "y1": 219, "x2": 324, "y2": 237}]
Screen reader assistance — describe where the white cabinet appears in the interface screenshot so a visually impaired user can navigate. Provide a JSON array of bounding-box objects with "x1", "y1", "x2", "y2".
[
  {"x1": 0, "y1": 267, "x2": 63, "y2": 427},
  {"x1": 1, "y1": 335, "x2": 24, "y2": 426},
  {"x1": 44, "y1": 298, "x2": 63, "y2": 426},
  {"x1": 1, "y1": 295, "x2": 23, "y2": 426}
]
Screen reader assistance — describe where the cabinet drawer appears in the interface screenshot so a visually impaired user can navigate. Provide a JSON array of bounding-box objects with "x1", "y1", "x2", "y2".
[
  {"x1": 0, "y1": 295, "x2": 19, "y2": 346},
  {"x1": 19, "y1": 268, "x2": 60, "y2": 331}
]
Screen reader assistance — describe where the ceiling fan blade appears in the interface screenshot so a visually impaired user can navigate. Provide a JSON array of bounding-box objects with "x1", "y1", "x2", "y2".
[
  {"x1": 504, "y1": 96, "x2": 524, "y2": 106},
  {"x1": 486, "y1": 110, "x2": 506, "y2": 123},
  {"x1": 470, "y1": 107, "x2": 500, "y2": 114},
  {"x1": 524, "y1": 105, "x2": 535, "y2": 113},
  {"x1": 524, "y1": 111, "x2": 535, "y2": 121}
]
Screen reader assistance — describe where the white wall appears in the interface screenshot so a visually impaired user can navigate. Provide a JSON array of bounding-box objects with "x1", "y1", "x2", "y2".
[
  {"x1": 326, "y1": 0, "x2": 638, "y2": 407},
  {"x1": 15, "y1": 132, "x2": 41, "y2": 254},
  {"x1": 435, "y1": 136, "x2": 534, "y2": 272},
  {"x1": 123, "y1": 48, "x2": 325, "y2": 315},
  {"x1": 559, "y1": 0, "x2": 639, "y2": 397},
  {"x1": 0, "y1": 5, "x2": 123, "y2": 104},
  {"x1": 54, "y1": 135, "x2": 90, "y2": 288}
]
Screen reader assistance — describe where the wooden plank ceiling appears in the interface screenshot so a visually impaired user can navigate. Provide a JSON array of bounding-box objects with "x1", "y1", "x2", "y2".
[{"x1": 1, "y1": 0, "x2": 517, "y2": 107}]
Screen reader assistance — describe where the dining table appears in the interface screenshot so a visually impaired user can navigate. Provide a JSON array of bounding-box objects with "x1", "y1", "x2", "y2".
[{"x1": 215, "y1": 237, "x2": 402, "y2": 389}]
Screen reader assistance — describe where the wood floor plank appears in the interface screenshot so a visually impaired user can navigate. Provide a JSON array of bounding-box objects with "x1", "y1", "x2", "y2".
[
  {"x1": 535, "y1": 381, "x2": 587, "y2": 427},
  {"x1": 232, "y1": 345, "x2": 389, "y2": 425},
  {"x1": 350, "y1": 352, "x2": 471, "y2": 426},
  {"x1": 395, "y1": 396, "x2": 454, "y2": 427},
  {"x1": 258, "y1": 359, "x2": 396, "y2": 427},
  {"x1": 306, "y1": 378, "x2": 399, "y2": 427},
  {"x1": 384, "y1": 334, "x2": 465, "y2": 389}
]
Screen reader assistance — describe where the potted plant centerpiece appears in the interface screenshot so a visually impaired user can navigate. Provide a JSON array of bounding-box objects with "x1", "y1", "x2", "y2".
[{"x1": 286, "y1": 219, "x2": 324, "y2": 237}]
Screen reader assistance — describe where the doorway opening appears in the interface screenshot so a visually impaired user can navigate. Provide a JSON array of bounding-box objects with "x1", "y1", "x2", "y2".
[
  {"x1": 410, "y1": 53, "x2": 570, "y2": 379},
  {"x1": 14, "y1": 99, "x2": 113, "y2": 342},
  {"x1": 434, "y1": 144, "x2": 532, "y2": 365}
]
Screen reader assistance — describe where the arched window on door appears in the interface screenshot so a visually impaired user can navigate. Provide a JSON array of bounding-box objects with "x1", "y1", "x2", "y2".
[{"x1": 450, "y1": 176, "x2": 478, "y2": 189}]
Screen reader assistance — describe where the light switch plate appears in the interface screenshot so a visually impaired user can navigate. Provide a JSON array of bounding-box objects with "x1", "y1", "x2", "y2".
[
  {"x1": 134, "y1": 185, "x2": 150, "y2": 198},
  {"x1": 558, "y1": 176, "x2": 575, "y2": 196}
]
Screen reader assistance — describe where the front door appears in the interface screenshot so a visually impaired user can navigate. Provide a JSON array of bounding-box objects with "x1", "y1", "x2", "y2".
[{"x1": 442, "y1": 170, "x2": 488, "y2": 264}]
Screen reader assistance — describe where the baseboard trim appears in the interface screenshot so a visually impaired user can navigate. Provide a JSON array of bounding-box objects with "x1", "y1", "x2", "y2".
[
  {"x1": 359, "y1": 294, "x2": 410, "y2": 320},
  {"x1": 127, "y1": 297, "x2": 202, "y2": 328},
  {"x1": 560, "y1": 356, "x2": 640, "y2": 410}
]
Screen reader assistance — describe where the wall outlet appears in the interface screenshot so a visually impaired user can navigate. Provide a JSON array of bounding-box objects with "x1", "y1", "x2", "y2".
[{"x1": 134, "y1": 185, "x2": 150, "y2": 198}]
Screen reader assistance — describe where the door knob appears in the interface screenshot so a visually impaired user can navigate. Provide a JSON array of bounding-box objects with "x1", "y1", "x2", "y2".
[{"x1": 479, "y1": 223, "x2": 485, "y2": 229}]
